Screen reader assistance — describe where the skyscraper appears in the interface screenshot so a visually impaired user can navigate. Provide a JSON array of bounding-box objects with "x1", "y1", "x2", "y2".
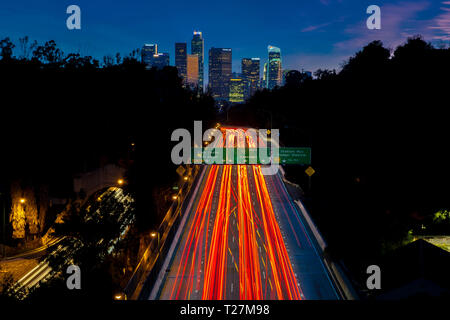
[
  {"x1": 141, "y1": 44, "x2": 169, "y2": 69},
  {"x1": 263, "y1": 62, "x2": 268, "y2": 88},
  {"x1": 152, "y1": 53, "x2": 170, "y2": 69},
  {"x1": 186, "y1": 54, "x2": 199, "y2": 88},
  {"x1": 208, "y1": 48, "x2": 232, "y2": 101},
  {"x1": 229, "y1": 77, "x2": 244, "y2": 103},
  {"x1": 241, "y1": 58, "x2": 260, "y2": 100},
  {"x1": 191, "y1": 31, "x2": 204, "y2": 91},
  {"x1": 142, "y1": 44, "x2": 157, "y2": 69},
  {"x1": 267, "y1": 45, "x2": 282, "y2": 89},
  {"x1": 175, "y1": 42, "x2": 187, "y2": 81}
]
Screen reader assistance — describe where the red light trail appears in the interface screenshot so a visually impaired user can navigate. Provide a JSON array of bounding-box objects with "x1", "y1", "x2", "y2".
[{"x1": 168, "y1": 129, "x2": 301, "y2": 300}]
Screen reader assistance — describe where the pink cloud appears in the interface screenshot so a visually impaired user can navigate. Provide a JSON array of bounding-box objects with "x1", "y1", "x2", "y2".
[
  {"x1": 428, "y1": 2, "x2": 450, "y2": 41},
  {"x1": 334, "y1": 1, "x2": 431, "y2": 52},
  {"x1": 301, "y1": 22, "x2": 333, "y2": 32}
]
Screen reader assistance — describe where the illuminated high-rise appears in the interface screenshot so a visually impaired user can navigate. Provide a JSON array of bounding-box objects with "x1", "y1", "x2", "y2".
[
  {"x1": 141, "y1": 44, "x2": 169, "y2": 69},
  {"x1": 267, "y1": 45, "x2": 282, "y2": 89},
  {"x1": 152, "y1": 52, "x2": 170, "y2": 69},
  {"x1": 191, "y1": 31, "x2": 204, "y2": 91},
  {"x1": 241, "y1": 58, "x2": 260, "y2": 100},
  {"x1": 142, "y1": 44, "x2": 157, "y2": 69},
  {"x1": 208, "y1": 48, "x2": 232, "y2": 101},
  {"x1": 186, "y1": 54, "x2": 199, "y2": 88},
  {"x1": 175, "y1": 42, "x2": 187, "y2": 81},
  {"x1": 229, "y1": 77, "x2": 244, "y2": 103},
  {"x1": 263, "y1": 62, "x2": 268, "y2": 88}
]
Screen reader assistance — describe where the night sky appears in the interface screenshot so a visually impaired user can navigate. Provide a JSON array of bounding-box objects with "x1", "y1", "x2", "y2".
[{"x1": 0, "y1": 0, "x2": 449, "y2": 79}]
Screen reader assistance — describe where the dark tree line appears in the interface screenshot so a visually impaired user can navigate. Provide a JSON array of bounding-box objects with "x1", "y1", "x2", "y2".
[{"x1": 0, "y1": 36, "x2": 216, "y2": 234}]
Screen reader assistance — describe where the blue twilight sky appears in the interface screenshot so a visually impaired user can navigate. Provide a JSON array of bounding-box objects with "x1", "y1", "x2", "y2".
[{"x1": 0, "y1": 0, "x2": 449, "y2": 79}]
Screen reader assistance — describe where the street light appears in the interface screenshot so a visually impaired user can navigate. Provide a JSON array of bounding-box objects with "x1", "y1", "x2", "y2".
[
  {"x1": 113, "y1": 292, "x2": 127, "y2": 300},
  {"x1": 172, "y1": 195, "x2": 178, "y2": 201},
  {"x1": 19, "y1": 198, "x2": 25, "y2": 204},
  {"x1": 151, "y1": 231, "x2": 160, "y2": 248},
  {"x1": 117, "y1": 179, "x2": 124, "y2": 186},
  {"x1": 183, "y1": 176, "x2": 189, "y2": 181}
]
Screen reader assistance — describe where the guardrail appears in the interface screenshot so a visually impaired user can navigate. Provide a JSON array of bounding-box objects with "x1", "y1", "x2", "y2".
[
  {"x1": 123, "y1": 165, "x2": 201, "y2": 299},
  {"x1": 280, "y1": 165, "x2": 359, "y2": 300},
  {"x1": 293, "y1": 199, "x2": 358, "y2": 300}
]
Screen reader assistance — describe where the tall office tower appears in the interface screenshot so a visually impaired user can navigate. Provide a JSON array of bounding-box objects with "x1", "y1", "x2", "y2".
[
  {"x1": 263, "y1": 62, "x2": 268, "y2": 88},
  {"x1": 191, "y1": 31, "x2": 204, "y2": 91},
  {"x1": 241, "y1": 58, "x2": 260, "y2": 100},
  {"x1": 152, "y1": 53, "x2": 170, "y2": 69},
  {"x1": 175, "y1": 42, "x2": 187, "y2": 81},
  {"x1": 208, "y1": 48, "x2": 232, "y2": 100},
  {"x1": 142, "y1": 44, "x2": 158, "y2": 69},
  {"x1": 186, "y1": 54, "x2": 199, "y2": 88},
  {"x1": 267, "y1": 45, "x2": 282, "y2": 89},
  {"x1": 229, "y1": 77, "x2": 244, "y2": 103}
]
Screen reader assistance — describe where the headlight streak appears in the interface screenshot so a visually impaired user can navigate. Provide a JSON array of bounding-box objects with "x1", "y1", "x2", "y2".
[{"x1": 167, "y1": 129, "x2": 301, "y2": 300}]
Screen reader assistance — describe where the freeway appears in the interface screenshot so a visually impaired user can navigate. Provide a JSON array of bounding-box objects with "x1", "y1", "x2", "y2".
[{"x1": 151, "y1": 129, "x2": 339, "y2": 300}]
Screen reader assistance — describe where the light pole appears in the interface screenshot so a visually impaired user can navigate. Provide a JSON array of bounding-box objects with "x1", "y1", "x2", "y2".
[{"x1": 151, "y1": 231, "x2": 160, "y2": 249}]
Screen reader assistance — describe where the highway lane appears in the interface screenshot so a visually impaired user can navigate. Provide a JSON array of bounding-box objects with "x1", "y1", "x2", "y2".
[
  {"x1": 264, "y1": 171, "x2": 339, "y2": 299},
  {"x1": 154, "y1": 128, "x2": 339, "y2": 300}
]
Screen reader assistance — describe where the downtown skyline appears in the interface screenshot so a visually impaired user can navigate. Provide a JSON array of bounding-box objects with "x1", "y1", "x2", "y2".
[
  {"x1": 0, "y1": 0, "x2": 449, "y2": 81},
  {"x1": 146, "y1": 32, "x2": 284, "y2": 100}
]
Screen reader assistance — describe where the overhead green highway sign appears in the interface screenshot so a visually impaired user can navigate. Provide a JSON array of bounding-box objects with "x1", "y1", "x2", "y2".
[
  {"x1": 279, "y1": 148, "x2": 311, "y2": 165},
  {"x1": 191, "y1": 147, "x2": 311, "y2": 165}
]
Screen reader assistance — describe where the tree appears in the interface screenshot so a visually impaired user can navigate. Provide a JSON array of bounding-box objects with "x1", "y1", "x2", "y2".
[
  {"x1": 433, "y1": 210, "x2": 450, "y2": 224},
  {"x1": 393, "y1": 35, "x2": 433, "y2": 62},
  {"x1": 32, "y1": 40, "x2": 63, "y2": 65},
  {"x1": 10, "y1": 181, "x2": 26, "y2": 239},
  {"x1": 115, "y1": 52, "x2": 122, "y2": 65},
  {"x1": 102, "y1": 55, "x2": 114, "y2": 68},
  {"x1": 284, "y1": 70, "x2": 303, "y2": 88},
  {"x1": 314, "y1": 69, "x2": 336, "y2": 81},
  {"x1": 9, "y1": 181, "x2": 39, "y2": 240},
  {"x1": 0, "y1": 37, "x2": 15, "y2": 60},
  {"x1": 340, "y1": 40, "x2": 390, "y2": 77},
  {"x1": 63, "y1": 53, "x2": 99, "y2": 70},
  {"x1": 18, "y1": 36, "x2": 37, "y2": 60}
]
